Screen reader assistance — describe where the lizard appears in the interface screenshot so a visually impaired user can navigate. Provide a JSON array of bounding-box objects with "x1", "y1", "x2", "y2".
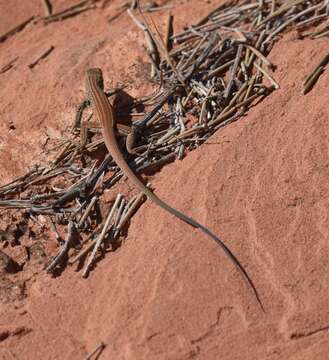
[
  {"x1": 85, "y1": 67, "x2": 264, "y2": 312},
  {"x1": 79, "y1": 84, "x2": 172, "y2": 155}
]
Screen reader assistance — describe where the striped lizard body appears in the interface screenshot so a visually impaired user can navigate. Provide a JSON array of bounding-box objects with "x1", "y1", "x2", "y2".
[{"x1": 85, "y1": 68, "x2": 264, "y2": 312}]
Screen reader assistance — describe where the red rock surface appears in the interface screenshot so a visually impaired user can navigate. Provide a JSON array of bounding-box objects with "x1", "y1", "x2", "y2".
[{"x1": 1, "y1": 1, "x2": 329, "y2": 359}]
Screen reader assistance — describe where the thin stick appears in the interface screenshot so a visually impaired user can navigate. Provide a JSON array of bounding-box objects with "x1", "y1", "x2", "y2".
[
  {"x1": 164, "y1": 12, "x2": 173, "y2": 51},
  {"x1": 297, "y1": 13, "x2": 327, "y2": 28},
  {"x1": 204, "y1": 59, "x2": 235, "y2": 80},
  {"x1": 168, "y1": 125, "x2": 206, "y2": 144},
  {"x1": 144, "y1": 5, "x2": 173, "y2": 13},
  {"x1": 199, "y1": 86, "x2": 213, "y2": 124},
  {"x1": 309, "y1": 20, "x2": 329, "y2": 38},
  {"x1": 0, "y1": 16, "x2": 34, "y2": 43},
  {"x1": 116, "y1": 190, "x2": 146, "y2": 231},
  {"x1": 49, "y1": 217, "x2": 62, "y2": 243},
  {"x1": 302, "y1": 66, "x2": 325, "y2": 95},
  {"x1": 224, "y1": 44, "x2": 243, "y2": 98},
  {"x1": 224, "y1": 81, "x2": 248, "y2": 112},
  {"x1": 78, "y1": 195, "x2": 99, "y2": 228},
  {"x1": 0, "y1": 57, "x2": 19, "y2": 74},
  {"x1": 28, "y1": 46, "x2": 54, "y2": 69},
  {"x1": 253, "y1": 62, "x2": 280, "y2": 89},
  {"x1": 41, "y1": 0, "x2": 52, "y2": 16},
  {"x1": 46, "y1": 221, "x2": 76, "y2": 273},
  {"x1": 113, "y1": 197, "x2": 126, "y2": 229},
  {"x1": 244, "y1": 44, "x2": 274, "y2": 68},
  {"x1": 246, "y1": 29, "x2": 266, "y2": 68},
  {"x1": 244, "y1": 75, "x2": 256, "y2": 101},
  {"x1": 84, "y1": 342, "x2": 106, "y2": 360},
  {"x1": 302, "y1": 53, "x2": 329, "y2": 86},
  {"x1": 69, "y1": 235, "x2": 97, "y2": 264},
  {"x1": 82, "y1": 194, "x2": 122, "y2": 278},
  {"x1": 44, "y1": 0, "x2": 95, "y2": 23},
  {"x1": 312, "y1": 29, "x2": 329, "y2": 39}
]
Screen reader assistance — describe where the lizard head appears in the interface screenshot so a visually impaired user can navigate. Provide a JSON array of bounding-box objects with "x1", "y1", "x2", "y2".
[{"x1": 86, "y1": 68, "x2": 104, "y2": 91}]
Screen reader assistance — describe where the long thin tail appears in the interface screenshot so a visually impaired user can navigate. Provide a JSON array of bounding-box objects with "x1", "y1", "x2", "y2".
[{"x1": 145, "y1": 188, "x2": 265, "y2": 312}]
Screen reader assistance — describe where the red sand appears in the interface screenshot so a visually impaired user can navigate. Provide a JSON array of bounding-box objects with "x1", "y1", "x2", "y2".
[{"x1": 1, "y1": 1, "x2": 329, "y2": 359}]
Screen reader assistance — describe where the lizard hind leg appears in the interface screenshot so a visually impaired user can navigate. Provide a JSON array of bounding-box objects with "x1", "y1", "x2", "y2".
[{"x1": 125, "y1": 125, "x2": 149, "y2": 156}]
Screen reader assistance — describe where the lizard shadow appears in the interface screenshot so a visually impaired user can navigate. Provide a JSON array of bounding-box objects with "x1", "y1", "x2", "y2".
[{"x1": 112, "y1": 88, "x2": 145, "y2": 128}]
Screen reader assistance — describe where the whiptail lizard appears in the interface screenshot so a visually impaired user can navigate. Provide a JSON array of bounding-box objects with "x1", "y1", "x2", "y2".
[{"x1": 85, "y1": 68, "x2": 264, "y2": 312}]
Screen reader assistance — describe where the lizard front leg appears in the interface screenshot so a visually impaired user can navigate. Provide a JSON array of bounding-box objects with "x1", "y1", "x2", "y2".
[{"x1": 80, "y1": 118, "x2": 101, "y2": 147}]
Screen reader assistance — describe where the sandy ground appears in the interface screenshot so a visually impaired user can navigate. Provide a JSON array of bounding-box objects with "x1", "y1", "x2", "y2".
[{"x1": 1, "y1": 0, "x2": 329, "y2": 359}]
